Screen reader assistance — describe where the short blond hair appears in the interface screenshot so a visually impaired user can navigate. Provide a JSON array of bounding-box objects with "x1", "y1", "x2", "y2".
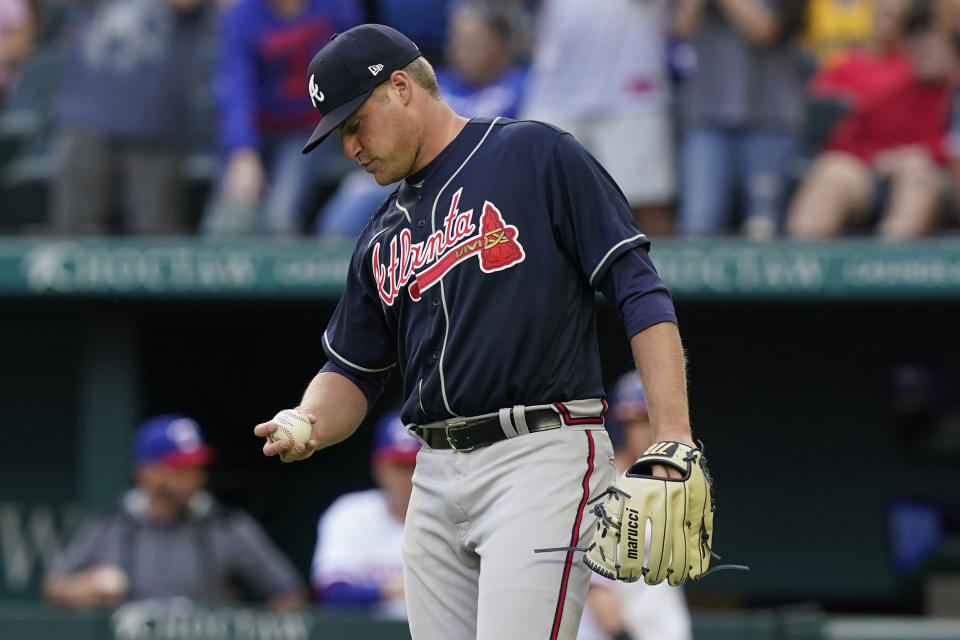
[{"x1": 403, "y1": 56, "x2": 440, "y2": 98}]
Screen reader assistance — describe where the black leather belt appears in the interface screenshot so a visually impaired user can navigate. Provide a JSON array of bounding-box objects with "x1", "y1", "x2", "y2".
[{"x1": 416, "y1": 407, "x2": 563, "y2": 451}]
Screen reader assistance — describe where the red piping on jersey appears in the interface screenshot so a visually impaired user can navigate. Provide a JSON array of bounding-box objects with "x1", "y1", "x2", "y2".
[
  {"x1": 554, "y1": 399, "x2": 607, "y2": 425},
  {"x1": 550, "y1": 429, "x2": 595, "y2": 640}
]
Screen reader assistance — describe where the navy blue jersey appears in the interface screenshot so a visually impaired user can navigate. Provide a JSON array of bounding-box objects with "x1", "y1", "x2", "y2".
[{"x1": 322, "y1": 118, "x2": 675, "y2": 425}]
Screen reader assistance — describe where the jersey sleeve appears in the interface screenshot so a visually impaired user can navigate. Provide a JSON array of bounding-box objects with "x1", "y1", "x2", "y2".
[
  {"x1": 542, "y1": 132, "x2": 652, "y2": 288},
  {"x1": 322, "y1": 242, "x2": 398, "y2": 379},
  {"x1": 318, "y1": 361, "x2": 389, "y2": 409},
  {"x1": 596, "y1": 248, "x2": 677, "y2": 338}
]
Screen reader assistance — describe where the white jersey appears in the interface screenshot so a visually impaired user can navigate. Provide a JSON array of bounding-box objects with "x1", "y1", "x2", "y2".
[
  {"x1": 577, "y1": 574, "x2": 692, "y2": 640},
  {"x1": 310, "y1": 488, "x2": 407, "y2": 619},
  {"x1": 521, "y1": 0, "x2": 670, "y2": 118}
]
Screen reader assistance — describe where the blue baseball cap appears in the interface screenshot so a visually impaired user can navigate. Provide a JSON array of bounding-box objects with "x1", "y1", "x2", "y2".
[
  {"x1": 610, "y1": 371, "x2": 648, "y2": 422},
  {"x1": 302, "y1": 24, "x2": 422, "y2": 154},
  {"x1": 134, "y1": 414, "x2": 215, "y2": 468},
  {"x1": 605, "y1": 372, "x2": 649, "y2": 449},
  {"x1": 372, "y1": 411, "x2": 420, "y2": 465}
]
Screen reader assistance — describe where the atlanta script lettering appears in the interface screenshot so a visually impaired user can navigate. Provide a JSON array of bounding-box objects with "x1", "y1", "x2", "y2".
[{"x1": 371, "y1": 187, "x2": 526, "y2": 305}]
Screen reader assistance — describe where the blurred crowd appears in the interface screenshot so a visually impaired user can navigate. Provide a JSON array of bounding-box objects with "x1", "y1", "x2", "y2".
[{"x1": 2, "y1": 0, "x2": 960, "y2": 239}]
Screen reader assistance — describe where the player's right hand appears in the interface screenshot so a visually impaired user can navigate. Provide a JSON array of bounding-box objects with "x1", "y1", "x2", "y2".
[
  {"x1": 254, "y1": 410, "x2": 319, "y2": 463},
  {"x1": 63, "y1": 565, "x2": 129, "y2": 609}
]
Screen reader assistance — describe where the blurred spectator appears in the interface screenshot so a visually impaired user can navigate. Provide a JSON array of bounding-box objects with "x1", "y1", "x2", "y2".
[
  {"x1": 313, "y1": 1, "x2": 527, "y2": 237},
  {"x1": 577, "y1": 371, "x2": 692, "y2": 640},
  {"x1": 310, "y1": 411, "x2": 419, "y2": 619},
  {"x1": 437, "y1": 0, "x2": 527, "y2": 118},
  {"x1": 48, "y1": 0, "x2": 215, "y2": 235},
  {"x1": 0, "y1": 0, "x2": 35, "y2": 105},
  {"x1": 674, "y1": 0, "x2": 809, "y2": 239},
  {"x1": 43, "y1": 414, "x2": 307, "y2": 610},
  {"x1": 788, "y1": 0, "x2": 958, "y2": 239},
  {"x1": 804, "y1": 0, "x2": 874, "y2": 67},
  {"x1": 201, "y1": 0, "x2": 363, "y2": 237},
  {"x1": 521, "y1": 0, "x2": 675, "y2": 235}
]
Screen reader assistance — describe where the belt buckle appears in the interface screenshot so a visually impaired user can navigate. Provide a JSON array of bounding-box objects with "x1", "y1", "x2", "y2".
[{"x1": 444, "y1": 419, "x2": 474, "y2": 452}]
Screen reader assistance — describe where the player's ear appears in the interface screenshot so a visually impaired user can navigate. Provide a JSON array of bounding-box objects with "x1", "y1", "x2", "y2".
[{"x1": 389, "y1": 70, "x2": 414, "y2": 106}]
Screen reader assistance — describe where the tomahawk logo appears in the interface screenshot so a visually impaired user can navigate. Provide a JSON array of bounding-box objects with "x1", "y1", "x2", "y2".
[
  {"x1": 308, "y1": 74, "x2": 324, "y2": 108},
  {"x1": 371, "y1": 187, "x2": 526, "y2": 305}
]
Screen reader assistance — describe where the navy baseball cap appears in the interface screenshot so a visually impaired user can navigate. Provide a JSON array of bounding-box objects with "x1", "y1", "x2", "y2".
[
  {"x1": 134, "y1": 414, "x2": 215, "y2": 468},
  {"x1": 371, "y1": 411, "x2": 420, "y2": 465},
  {"x1": 302, "y1": 24, "x2": 422, "y2": 154}
]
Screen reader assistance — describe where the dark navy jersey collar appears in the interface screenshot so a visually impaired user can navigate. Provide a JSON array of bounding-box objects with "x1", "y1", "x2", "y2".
[{"x1": 404, "y1": 117, "x2": 497, "y2": 186}]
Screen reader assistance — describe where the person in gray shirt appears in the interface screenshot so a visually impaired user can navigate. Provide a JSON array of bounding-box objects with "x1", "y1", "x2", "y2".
[
  {"x1": 43, "y1": 414, "x2": 307, "y2": 611},
  {"x1": 673, "y1": 0, "x2": 809, "y2": 239}
]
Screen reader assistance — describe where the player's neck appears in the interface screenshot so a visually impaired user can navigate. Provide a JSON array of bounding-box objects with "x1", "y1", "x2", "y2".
[{"x1": 410, "y1": 101, "x2": 469, "y2": 177}]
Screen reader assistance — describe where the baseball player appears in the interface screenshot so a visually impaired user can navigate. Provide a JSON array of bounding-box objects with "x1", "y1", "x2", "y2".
[{"x1": 254, "y1": 24, "x2": 707, "y2": 640}]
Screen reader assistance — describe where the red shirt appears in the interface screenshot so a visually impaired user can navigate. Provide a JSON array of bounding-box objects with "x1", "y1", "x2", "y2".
[{"x1": 811, "y1": 49, "x2": 952, "y2": 165}]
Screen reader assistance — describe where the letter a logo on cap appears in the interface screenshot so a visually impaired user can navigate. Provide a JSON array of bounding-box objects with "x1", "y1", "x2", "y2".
[
  {"x1": 368, "y1": 64, "x2": 384, "y2": 76},
  {"x1": 309, "y1": 74, "x2": 324, "y2": 108}
]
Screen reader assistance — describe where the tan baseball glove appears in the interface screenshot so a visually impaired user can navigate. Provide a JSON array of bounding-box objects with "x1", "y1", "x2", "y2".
[{"x1": 583, "y1": 440, "x2": 718, "y2": 586}]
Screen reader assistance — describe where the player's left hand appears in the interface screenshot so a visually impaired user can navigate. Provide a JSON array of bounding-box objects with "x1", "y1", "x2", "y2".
[
  {"x1": 254, "y1": 411, "x2": 319, "y2": 463},
  {"x1": 584, "y1": 440, "x2": 715, "y2": 586},
  {"x1": 649, "y1": 432, "x2": 695, "y2": 479}
]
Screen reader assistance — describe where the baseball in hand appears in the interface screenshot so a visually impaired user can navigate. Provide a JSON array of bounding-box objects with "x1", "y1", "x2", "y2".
[{"x1": 268, "y1": 409, "x2": 313, "y2": 447}]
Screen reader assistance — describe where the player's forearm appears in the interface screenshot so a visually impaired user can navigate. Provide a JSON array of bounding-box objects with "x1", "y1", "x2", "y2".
[
  {"x1": 42, "y1": 574, "x2": 75, "y2": 607},
  {"x1": 299, "y1": 371, "x2": 369, "y2": 449},
  {"x1": 42, "y1": 574, "x2": 101, "y2": 609},
  {"x1": 629, "y1": 322, "x2": 693, "y2": 445}
]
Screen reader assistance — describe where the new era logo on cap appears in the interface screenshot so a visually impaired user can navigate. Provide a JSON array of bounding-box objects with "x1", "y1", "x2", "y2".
[{"x1": 301, "y1": 24, "x2": 421, "y2": 154}]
